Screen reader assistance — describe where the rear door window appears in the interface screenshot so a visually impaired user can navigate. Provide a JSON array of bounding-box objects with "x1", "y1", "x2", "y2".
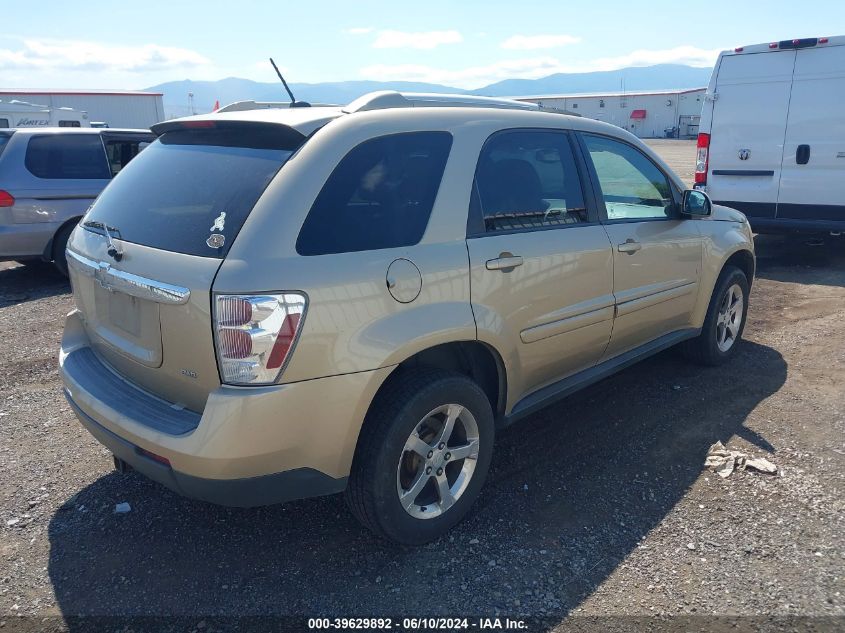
[
  {"x1": 0, "y1": 118, "x2": 9, "y2": 129},
  {"x1": 82, "y1": 127, "x2": 300, "y2": 258},
  {"x1": 472, "y1": 130, "x2": 587, "y2": 233},
  {"x1": 25, "y1": 134, "x2": 110, "y2": 179},
  {"x1": 296, "y1": 132, "x2": 453, "y2": 256}
]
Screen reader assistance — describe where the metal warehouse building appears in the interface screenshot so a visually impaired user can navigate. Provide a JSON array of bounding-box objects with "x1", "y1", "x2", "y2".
[
  {"x1": 0, "y1": 90, "x2": 165, "y2": 129},
  {"x1": 516, "y1": 88, "x2": 706, "y2": 139}
]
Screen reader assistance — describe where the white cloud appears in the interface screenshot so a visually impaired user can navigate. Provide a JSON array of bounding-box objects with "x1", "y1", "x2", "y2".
[
  {"x1": 372, "y1": 30, "x2": 463, "y2": 49},
  {"x1": 0, "y1": 38, "x2": 210, "y2": 73},
  {"x1": 360, "y1": 46, "x2": 720, "y2": 89},
  {"x1": 345, "y1": 27, "x2": 374, "y2": 35},
  {"x1": 501, "y1": 34, "x2": 581, "y2": 50}
]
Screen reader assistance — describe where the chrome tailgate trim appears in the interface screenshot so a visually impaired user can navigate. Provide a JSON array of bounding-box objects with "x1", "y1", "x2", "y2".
[{"x1": 67, "y1": 249, "x2": 191, "y2": 305}]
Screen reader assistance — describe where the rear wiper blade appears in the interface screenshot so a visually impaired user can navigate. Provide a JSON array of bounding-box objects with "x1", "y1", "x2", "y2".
[{"x1": 83, "y1": 220, "x2": 123, "y2": 262}]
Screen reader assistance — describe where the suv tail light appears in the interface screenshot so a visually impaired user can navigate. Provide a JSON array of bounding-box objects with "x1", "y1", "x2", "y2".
[
  {"x1": 0, "y1": 190, "x2": 14, "y2": 207},
  {"x1": 694, "y1": 133, "x2": 710, "y2": 186},
  {"x1": 213, "y1": 293, "x2": 307, "y2": 385}
]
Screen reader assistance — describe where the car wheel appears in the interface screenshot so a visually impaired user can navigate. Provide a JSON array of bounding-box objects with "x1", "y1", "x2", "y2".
[
  {"x1": 51, "y1": 221, "x2": 78, "y2": 277},
  {"x1": 345, "y1": 368, "x2": 495, "y2": 545},
  {"x1": 681, "y1": 265, "x2": 749, "y2": 366}
]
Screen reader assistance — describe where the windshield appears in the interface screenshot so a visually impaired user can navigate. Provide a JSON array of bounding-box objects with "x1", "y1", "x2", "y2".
[{"x1": 82, "y1": 127, "x2": 300, "y2": 258}]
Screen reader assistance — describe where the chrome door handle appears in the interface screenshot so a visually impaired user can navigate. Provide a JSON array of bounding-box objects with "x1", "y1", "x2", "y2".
[
  {"x1": 617, "y1": 239, "x2": 642, "y2": 255},
  {"x1": 486, "y1": 254, "x2": 524, "y2": 271}
]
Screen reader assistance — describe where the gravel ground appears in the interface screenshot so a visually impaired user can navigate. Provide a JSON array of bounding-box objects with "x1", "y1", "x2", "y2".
[{"x1": 1, "y1": 141, "x2": 843, "y2": 631}]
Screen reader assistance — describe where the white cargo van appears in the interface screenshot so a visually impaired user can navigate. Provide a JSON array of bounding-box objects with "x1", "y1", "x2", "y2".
[{"x1": 696, "y1": 36, "x2": 845, "y2": 233}]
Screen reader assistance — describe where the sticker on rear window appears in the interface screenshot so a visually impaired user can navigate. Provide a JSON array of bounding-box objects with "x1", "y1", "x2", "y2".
[
  {"x1": 210, "y1": 212, "x2": 226, "y2": 232},
  {"x1": 207, "y1": 234, "x2": 225, "y2": 249}
]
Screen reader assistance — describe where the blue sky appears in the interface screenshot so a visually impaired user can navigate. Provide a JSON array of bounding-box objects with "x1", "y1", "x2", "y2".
[{"x1": 2, "y1": 0, "x2": 843, "y2": 89}]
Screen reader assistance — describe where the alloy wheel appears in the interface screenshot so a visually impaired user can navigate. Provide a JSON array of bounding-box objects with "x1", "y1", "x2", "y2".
[
  {"x1": 716, "y1": 283, "x2": 744, "y2": 353},
  {"x1": 396, "y1": 403, "x2": 480, "y2": 519}
]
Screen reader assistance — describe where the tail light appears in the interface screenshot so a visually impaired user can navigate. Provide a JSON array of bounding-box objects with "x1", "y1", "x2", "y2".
[
  {"x1": 695, "y1": 133, "x2": 710, "y2": 186},
  {"x1": 0, "y1": 190, "x2": 14, "y2": 207},
  {"x1": 213, "y1": 293, "x2": 306, "y2": 385}
]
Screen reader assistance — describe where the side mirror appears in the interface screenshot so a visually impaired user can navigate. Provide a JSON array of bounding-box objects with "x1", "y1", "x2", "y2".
[{"x1": 681, "y1": 189, "x2": 712, "y2": 217}]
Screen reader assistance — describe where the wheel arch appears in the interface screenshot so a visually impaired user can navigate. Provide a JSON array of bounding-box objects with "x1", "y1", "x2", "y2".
[
  {"x1": 42, "y1": 215, "x2": 83, "y2": 261},
  {"x1": 389, "y1": 340, "x2": 507, "y2": 422},
  {"x1": 723, "y1": 248, "x2": 755, "y2": 289}
]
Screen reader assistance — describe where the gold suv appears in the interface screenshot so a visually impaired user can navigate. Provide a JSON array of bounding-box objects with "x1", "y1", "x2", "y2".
[{"x1": 60, "y1": 92, "x2": 755, "y2": 544}]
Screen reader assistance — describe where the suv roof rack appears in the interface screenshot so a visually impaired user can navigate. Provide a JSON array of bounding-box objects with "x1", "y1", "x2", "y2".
[{"x1": 342, "y1": 91, "x2": 540, "y2": 114}]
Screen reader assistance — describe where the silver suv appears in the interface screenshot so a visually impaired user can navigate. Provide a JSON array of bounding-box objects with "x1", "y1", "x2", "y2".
[
  {"x1": 60, "y1": 93, "x2": 755, "y2": 544},
  {"x1": 0, "y1": 127, "x2": 153, "y2": 274}
]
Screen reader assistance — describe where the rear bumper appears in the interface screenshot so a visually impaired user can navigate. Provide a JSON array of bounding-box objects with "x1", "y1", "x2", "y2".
[
  {"x1": 66, "y1": 394, "x2": 347, "y2": 507},
  {"x1": 0, "y1": 222, "x2": 59, "y2": 260},
  {"x1": 60, "y1": 310, "x2": 394, "y2": 507}
]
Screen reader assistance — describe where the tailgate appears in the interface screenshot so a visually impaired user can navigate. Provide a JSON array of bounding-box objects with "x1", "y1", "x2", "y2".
[
  {"x1": 64, "y1": 121, "x2": 306, "y2": 413},
  {"x1": 67, "y1": 229, "x2": 222, "y2": 413}
]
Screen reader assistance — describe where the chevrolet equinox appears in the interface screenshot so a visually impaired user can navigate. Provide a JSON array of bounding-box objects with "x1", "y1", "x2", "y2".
[{"x1": 60, "y1": 92, "x2": 755, "y2": 544}]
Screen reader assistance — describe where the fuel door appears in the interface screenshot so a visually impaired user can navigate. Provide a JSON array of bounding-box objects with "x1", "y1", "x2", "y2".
[{"x1": 386, "y1": 258, "x2": 422, "y2": 303}]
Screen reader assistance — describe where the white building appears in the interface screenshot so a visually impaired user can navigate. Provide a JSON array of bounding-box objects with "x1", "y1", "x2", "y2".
[
  {"x1": 0, "y1": 90, "x2": 165, "y2": 129},
  {"x1": 515, "y1": 88, "x2": 706, "y2": 139}
]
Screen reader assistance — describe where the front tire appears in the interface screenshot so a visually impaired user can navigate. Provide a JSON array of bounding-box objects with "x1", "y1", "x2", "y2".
[
  {"x1": 345, "y1": 368, "x2": 495, "y2": 545},
  {"x1": 681, "y1": 265, "x2": 749, "y2": 366}
]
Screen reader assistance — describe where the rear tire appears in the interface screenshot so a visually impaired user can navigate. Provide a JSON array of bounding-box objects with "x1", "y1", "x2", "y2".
[
  {"x1": 51, "y1": 221, "x2": 78, "y2": 277},
  {"x1": 345, "y1": 368, "x2": 494, "y2": 545},
  {"x1": 681, "y1": 266, "x2": 749, "y2": 366}
]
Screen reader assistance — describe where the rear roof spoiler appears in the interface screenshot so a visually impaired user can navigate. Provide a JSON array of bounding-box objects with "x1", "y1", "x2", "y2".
[{"x1": 150, "y1": 119, "x2": 307, "y2": 147}]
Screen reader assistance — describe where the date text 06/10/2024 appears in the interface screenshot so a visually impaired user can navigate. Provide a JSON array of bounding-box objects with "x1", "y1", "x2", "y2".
[{"x1": 307, "y1": 617, "x2": 528, "y2": 630}]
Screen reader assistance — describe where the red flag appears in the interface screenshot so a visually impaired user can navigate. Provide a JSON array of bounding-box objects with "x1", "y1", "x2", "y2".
[{"x1": 212, "y1": 100, "x2": 220, "y2": 112}]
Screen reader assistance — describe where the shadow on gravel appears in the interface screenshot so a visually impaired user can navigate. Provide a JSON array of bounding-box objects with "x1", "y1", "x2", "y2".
[
  {"x1": 47, "y1": 340, "x2": 786, "y2": 625},
  {"x1": 754, "y1": 234, "x2": 845, "y2": 287},
  {"x1": 0, "y1": 261, "x2": 69, "y2": 306}
]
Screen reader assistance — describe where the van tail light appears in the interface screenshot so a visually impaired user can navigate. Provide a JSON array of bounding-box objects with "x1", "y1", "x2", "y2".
[
  {"x1": 695, "y1": 133, "x2": 710, "y2": 186},
  {"x1": 0, "y1": 190, "x2": 14, "y2": 207},
  {"x1": 213, "y1": 293, "x2": 307, "y2": 385}
]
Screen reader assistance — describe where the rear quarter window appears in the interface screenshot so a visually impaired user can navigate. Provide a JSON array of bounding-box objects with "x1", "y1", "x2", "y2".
[
  {"x1": 296, "y1": 132, "x2": 453, "y2": 256},
  {"x1": 25, "y1": 134, "x2": 110, "y2": 179}
]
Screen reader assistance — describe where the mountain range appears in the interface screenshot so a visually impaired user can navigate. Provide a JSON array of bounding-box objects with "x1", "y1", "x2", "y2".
[{"x1": 146, "y1": 64, "x2": 712, "y2": 118}]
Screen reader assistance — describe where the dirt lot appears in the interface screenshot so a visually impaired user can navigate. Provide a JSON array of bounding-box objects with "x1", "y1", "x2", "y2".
[
  {"x1": 646, "y1": 139, "x2": 697, "y2": 186},
  {"x1": 1, "y1": 141, "x2": 843, "y2": 630}
]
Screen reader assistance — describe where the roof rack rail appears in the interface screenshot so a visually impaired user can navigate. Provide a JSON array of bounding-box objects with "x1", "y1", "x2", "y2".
[{"x1": 342, "y1": 91, "x2": 540, "y2": 114}]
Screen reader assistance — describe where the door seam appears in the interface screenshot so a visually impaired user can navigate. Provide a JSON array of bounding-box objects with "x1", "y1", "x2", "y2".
[{"x1": 774, "y1": 50, "x2": 799, "y2": 218}]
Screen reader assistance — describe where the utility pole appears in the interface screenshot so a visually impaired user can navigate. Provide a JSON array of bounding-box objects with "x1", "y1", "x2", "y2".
[{"x1": 188, "y1": 92, "x2": 195, "y2": 116}]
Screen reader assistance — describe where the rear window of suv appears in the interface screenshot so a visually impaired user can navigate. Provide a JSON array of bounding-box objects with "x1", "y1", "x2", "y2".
[
  {"x1": 82, "y1": 127, "x2": 301, "y2": 258},
  {"x1": 296, "y1": 132, "x2": 453, "y2": 255}
]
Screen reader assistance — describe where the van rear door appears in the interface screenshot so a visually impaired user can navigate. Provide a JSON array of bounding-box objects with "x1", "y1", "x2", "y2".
[
  {"x1": 776, "y1": 43, "x2": 845, "y2": 225},
  {"x1": 707, "y1": 50, "x2": 796, "y2": 220}
]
